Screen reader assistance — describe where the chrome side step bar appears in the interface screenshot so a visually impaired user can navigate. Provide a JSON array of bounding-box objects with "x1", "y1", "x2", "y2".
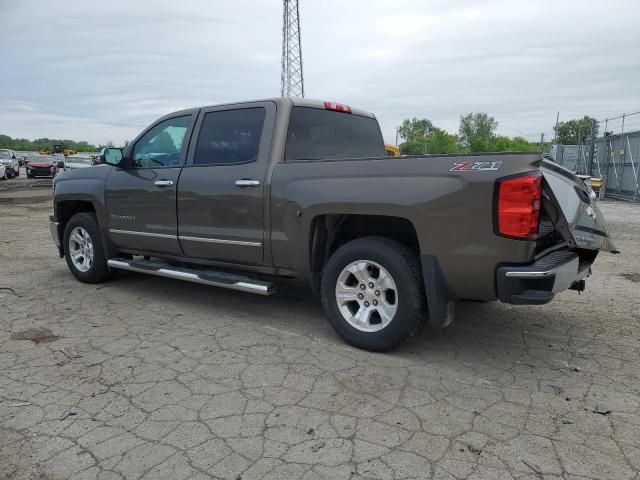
[{"x1": 107, "y1": 258, "x2": 276, "y2": 296}]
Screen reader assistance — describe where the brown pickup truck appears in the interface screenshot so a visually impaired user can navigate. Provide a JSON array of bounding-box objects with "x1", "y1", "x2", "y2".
[{"x1": 49, "y1": 98, "x2": 617, "y2": 351}]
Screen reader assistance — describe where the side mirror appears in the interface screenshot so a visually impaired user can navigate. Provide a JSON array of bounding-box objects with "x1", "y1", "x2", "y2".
[{"x1": 101, "y1": 148, "x2": 124, "y2": 166}]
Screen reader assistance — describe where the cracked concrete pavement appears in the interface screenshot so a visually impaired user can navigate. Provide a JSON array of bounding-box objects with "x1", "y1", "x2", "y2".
[{"x1": 1, "y1": 190, "x2": 639, "y2": 480}]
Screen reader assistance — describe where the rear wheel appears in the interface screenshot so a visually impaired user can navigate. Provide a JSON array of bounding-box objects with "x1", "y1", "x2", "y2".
[
  {"x1": 63, "y1": 213, "x2": 112, "y2": 283},
  {"x1": 321, "y1": 237, "x2": 427, "y2": 351}
]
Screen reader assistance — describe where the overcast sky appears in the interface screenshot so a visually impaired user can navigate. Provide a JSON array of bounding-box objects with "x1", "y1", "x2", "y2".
[{"x1": 1, "y1": 0, "x2": 639, "y2": 146}]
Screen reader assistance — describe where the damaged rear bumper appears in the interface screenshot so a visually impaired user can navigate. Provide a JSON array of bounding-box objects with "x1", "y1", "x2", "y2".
[{"x1": 496, "y1": 249, "x2": 592, "y2": 305}]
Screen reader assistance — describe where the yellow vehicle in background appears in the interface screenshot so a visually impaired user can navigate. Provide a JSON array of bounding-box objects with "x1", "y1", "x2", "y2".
[
  {"x1": 40, "y1": 144, "x2": 77, "y2": 156},
  {"x1": 385, "y1": 144, "x2": 400, "y2": 157}
]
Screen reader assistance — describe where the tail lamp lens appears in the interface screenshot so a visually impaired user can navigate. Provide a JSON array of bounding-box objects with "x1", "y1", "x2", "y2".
[
  {"x1": 324, "y1": 101, "x2": 352, "y2": 114},
  {"x1": 497, "y1": 173, "x2": 542, "y2": 239}
]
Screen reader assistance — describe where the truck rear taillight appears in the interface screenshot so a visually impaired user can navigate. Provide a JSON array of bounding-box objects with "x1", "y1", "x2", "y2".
[
  {"x1": 496, "y1": 173, "x2": 542, "y2": 239},
  {"x1": 324, "y1": 101, "x2": 352, "y2": 114}
]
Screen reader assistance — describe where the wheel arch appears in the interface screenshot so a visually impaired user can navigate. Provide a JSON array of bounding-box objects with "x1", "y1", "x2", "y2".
[
  {"x1": 308, "y1": 213, "x2": 420, "y2": 295},
  {"x1": 56, "y1": 200, "x2": 96, "y2": 255},
  {"x1": 55, "y1": 199, "x2": 115, "y2": 258}
]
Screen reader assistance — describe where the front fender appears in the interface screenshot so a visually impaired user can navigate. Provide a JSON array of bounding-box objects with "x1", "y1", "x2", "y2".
[{"x1": 52, "y1": 166, "x2": 113, "y2": 256}]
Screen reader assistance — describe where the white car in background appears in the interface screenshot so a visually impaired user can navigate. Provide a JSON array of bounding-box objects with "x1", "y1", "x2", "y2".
[
  {"x1": 63, "y1": 155, "x2": 94, "y2": 171},
  {"x1": 0, "y1": 149, "x2": 20, "y2": 178},
  {"x1": 0, "y1": 163, "x2": 6, "y2": 180}
]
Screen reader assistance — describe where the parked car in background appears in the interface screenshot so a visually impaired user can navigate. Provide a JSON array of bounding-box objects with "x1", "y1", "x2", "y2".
[
  {"x1": 0, "y1": 163, "x2": 6, "y2": 180},
  {"x1": 26, "y1": 154, "x2": 58, "y2": 178},
  {"x1": 17, "y1": 153, "x2": 27, "y2": 166},
  {"x1": 51, "y1": 153, "x2": 66, "y2": 169},
  {"x1": 0, "y1": 149, "x2": 20, "y2": 178},
  {"x1": 63, "y1": 155, "x2": 94, "y2": 171}
]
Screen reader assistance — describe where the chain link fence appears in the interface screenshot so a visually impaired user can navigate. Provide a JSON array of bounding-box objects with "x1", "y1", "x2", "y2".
[{"x1": 550, "y1": 111, "x2": 640, "y2": 202}]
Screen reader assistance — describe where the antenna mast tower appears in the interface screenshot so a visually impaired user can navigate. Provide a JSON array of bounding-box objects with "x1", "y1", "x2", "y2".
[{"x1": 281, "y1": 0, "x2": 304, "y2": 97}]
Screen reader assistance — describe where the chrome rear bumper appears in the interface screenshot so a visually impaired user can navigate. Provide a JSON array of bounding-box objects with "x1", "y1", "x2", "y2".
[{"x1": 496, "y1": 249, "x2": 592, "y2": 305}]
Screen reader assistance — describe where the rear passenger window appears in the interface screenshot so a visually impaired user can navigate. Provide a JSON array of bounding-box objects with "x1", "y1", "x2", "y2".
[
  {"x1": 194, "y1": 108, "x2": 265, "y2": 165},
  {"x1": 285, "y1": 107, "x2": 386, "y2": 160}
]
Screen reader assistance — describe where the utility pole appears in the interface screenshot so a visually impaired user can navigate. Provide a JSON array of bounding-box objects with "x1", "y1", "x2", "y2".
[
  {"x1": 424, "y1": 126, "x2": 429, "y2": 155},
  {"x1": 281, "y1": 0, "x2": 304, "y2": 98},
  {"x1": 540, "y1": 133, "x2": 545, "y2": 154},
  {"x1": 587, "y1": 118, "x2": 597, "y2": 176},
  {"x1": 554, "y1": 112, "x2": 559, "y2": 144}
]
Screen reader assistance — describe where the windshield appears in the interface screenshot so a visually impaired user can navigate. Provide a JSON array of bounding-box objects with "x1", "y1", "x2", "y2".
[
  {"x1": 68, "y1": 157, "x2": 92, "y2": 165},
  {"x1": 29, "y1": 156, "x2": 52, "y2": 162},
  {"x1": 0, "y1": 151, "x2": 11, "y2": 159}
]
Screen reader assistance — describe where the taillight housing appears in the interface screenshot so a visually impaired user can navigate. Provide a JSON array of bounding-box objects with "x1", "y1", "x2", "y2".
[{"x1": 496, "y1": 173, "x2": 542, "y2": 239}]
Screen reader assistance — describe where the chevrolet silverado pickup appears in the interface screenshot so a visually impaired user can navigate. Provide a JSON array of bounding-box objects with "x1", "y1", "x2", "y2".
[{"x1": 49, "y1": 98, "x2": 618, "y2": 351}]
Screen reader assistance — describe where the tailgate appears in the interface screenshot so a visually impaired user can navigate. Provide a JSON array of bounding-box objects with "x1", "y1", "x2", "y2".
[{"x1": 541, "y1": 160, "x2": 618, "y2": 253}]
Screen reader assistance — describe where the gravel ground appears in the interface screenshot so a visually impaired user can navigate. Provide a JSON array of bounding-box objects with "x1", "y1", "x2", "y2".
[{"x1": 1, "y1": 191, "x2": 639, "y2": 480}]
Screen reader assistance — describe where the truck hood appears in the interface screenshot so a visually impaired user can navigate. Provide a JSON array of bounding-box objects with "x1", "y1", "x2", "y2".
[
  {"x1": 53, "y1": 163, "x2": 110, "y2": 187},
  {"x1": 541, "y1": 160, "x2": 618, "y2": 253}
]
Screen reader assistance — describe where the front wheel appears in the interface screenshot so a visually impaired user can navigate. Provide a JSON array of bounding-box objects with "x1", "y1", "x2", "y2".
[
  {"x1": 63, "y1": 213, "x2": 112, "y2": 283},
  {"x1": 321, "y1": 237, "x2": 427, "y2": 351}
]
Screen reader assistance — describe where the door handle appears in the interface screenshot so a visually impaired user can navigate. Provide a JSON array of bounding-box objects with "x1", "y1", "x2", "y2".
[
  {"x1": 235, "y1": 179, "x2": 260, "y2": 187},
  {"x1": 154, "y1": 180, "x2": 174, "y2": 187}
]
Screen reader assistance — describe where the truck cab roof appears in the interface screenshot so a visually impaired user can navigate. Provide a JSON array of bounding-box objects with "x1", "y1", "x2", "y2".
[{"x1": 164, "y1": 98, "x2": 376, "y2": 120}]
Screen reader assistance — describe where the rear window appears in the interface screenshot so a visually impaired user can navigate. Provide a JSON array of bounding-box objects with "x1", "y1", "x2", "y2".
[{"x1": 285, "y1": 107, "x2": 385, "y2": 160}]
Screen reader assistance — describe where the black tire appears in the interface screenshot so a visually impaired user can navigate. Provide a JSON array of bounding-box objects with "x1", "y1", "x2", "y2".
[
  {"x1": 321, "y1": 237, "x2": 427, "y2": 352},
  {"x1": 14, "y1": 168, "x2": 19, "y2": 177},
  {"x1": 63, "y1": 212, "x2": 112, "y2": 284}
]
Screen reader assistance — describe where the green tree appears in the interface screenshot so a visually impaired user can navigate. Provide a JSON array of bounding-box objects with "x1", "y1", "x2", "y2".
[
  {"x1": 426, "y1": 128, "x2": 460, "y2": 154},
  {"x1": 555, "y1": 116, "x2": 597, "y2": 144},
  {"x1": 458, "y1": 113, "x2": 498, "y2": 152},
  {"x1": 0, "y1": 134, "x2": 100, "y2": 152},
  {"x1": 399, "y1": 139, "x2": 427, "y2": 155},
  {"x1": 398, "y1": 118, "x2": 459, "y2": 155},
  {"x1": 398, "y1": 117, "x2": 434, "y2": 143}
]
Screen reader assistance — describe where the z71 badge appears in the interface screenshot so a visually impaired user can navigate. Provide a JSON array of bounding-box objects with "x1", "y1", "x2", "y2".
[{"x1": 450, "y1": 161, "x2": 502, "y2": 172}]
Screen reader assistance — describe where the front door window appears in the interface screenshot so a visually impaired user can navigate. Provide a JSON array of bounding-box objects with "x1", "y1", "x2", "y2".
[{"x1": 132, "y1": 116, "x2": 190, "y2": 168}]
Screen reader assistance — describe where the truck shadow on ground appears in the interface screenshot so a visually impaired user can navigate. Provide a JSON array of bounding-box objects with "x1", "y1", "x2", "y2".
[{"x1": 91, "y1": 269, "x2": 566, "y2": 360}]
